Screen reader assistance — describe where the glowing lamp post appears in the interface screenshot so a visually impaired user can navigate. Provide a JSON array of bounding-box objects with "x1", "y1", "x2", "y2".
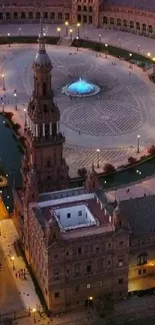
[
  {"x1": 77, "y1": 22, "x2": 80, "y2": 38},
  {"x1": 7, "y1": 33, "x2": 10, "y2": 47},
  {"x1": 76, "y1": 36, "x2": 79, "y2": 51},
  {"x1": 65, "y1": 21, "x2": 69, "y2": 36},
  {"x1": 105, "y1": 43, "x2": 108, "y2": 58},
  {"x1": 24, "y1": 108, "x2": 27, "y2": 128},
  {"x1": 69, "y1": 28, "x2": 73, "y2": 41},
  {"x1": 32, "y1": 308, "x2": 36, "y2": 323},
  {"x1": 19, "y1": 28, "x2": 21, "y2": 36},
  {"x1": 14, "y1": 93, "x2": 17, "y2": 110},
  {"x1": 2, "y1": 102, "x2": 4, "y2": 112},
  {"x1": 2, "y1": 74, "x2": 5, "y2": 91},
  {"x1": 99, "y1": 34, "x2": 101, "y2": 42},
  {"x1": 137, "y1": 134, "x2": 140, "y2": 153},
  {"x1": 57, "y1": 27, "x2": 61, "y2": 38},
  {"x1": 11, "y1": 256, "x2": 15, "y2": 270},
  {"x1": 96, "y1": 148, "x2": 100, "y2": 168}
]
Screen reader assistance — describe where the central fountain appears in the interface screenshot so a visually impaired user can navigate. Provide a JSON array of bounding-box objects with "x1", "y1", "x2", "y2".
[{"x1": 62, "y1": 77, "x2": 100, "y2": 97}]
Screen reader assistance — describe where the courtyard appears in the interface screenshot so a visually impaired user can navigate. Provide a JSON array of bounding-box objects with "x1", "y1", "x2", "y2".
[{"x1": 0, "y1": 42, "x2": 155, "y2": 176}]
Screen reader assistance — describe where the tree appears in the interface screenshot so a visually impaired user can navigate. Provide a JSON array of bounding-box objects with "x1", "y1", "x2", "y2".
[
  {"x1": 95, "y1": 294, "x2": 114, "y2": 318},
  {"x1": 77, "y1": 167, "x2": 87, "y2": 177},
  {"x1": 128, "y1": 156, "x2": 137, "y2": 165},
  {"x1": 147, "y1": 145, "x2": 155, "y2": 155},
  {"x1": 103, "y1": 163, "x2": 116, "y2": 174}
]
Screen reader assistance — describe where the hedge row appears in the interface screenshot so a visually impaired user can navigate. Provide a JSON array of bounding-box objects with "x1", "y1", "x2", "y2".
[
  {"x1": 0, "y1": 35, "x2": 59, "y2": 45},
  {"x1": 72, "y1": 38, "x2": 152, "y2": 64}
]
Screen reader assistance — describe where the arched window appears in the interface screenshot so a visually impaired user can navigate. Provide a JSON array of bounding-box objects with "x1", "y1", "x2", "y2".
[
  {"x1": 83, "y1": 15, "x2": 87, "y2": 23},
  {"x1": 65, "y1": 13, "x2": 69, "y2": 20},
  {"x1": 6, "y1": 12, "x2": 11, "y2": 20},
  {"x1": 117, "y1": 18, "x2": 121, "y2": 26},
  {"x1": 36, "y1": 12, "x2": 40, "y2": 19},
  {"x1": 148, "y1": 25, "x2": 153, "y2": 33},
  {"x1": 89, "y1": 6, "x2": 92, "y2": 12},
  {"x1": 103, "y1": 16, "x2": 108, "y2": 24},
  {"x1": 142, "y1": 23, "x2": 146, "y2": 32},
  {"x1": 14, "y1": 12, "x2": 18, "y2": 19},
  {"x1": 43, "y1": 83, "x2": 47, "y2": 96},
  {"x1": 0, "y1": 13, "x2": 3, "y2": 20},
  {"x1": 83, "y1": 5, "x2": 87, "y2": 11},
  {"x1": 43, "y1": 12, "x2": 48, "y2": 19},
  {"x1": 77, "y1": 14, "x2": 81, "y2": 22},
  {"x1": 28, "y1": 12, "x2": 33, "y2": 19},
  {"x1": 136, "y1": 22, "x2": 140, "y2": 30},
  {"x1": 110, "y1": 17, "x2": 114, "y2": 25},
  {"x1": 78, "y1": 5, "x2": 81, "y2": 11},
  {"x1": 130, "y1": 21, "x2": 134, "y2": 28},
  {"x1": 123, "y1": 19, "x2": 127, "y2": 27},
  {"x1": 21, "y1": 12, "x2": 26, "y2": 19},
  {"x1": 58, "y1": 12, "x2": 62, "y2": 20},
  {"x1": 50, "y1": 12, "x2": 55, "y2": 19}
]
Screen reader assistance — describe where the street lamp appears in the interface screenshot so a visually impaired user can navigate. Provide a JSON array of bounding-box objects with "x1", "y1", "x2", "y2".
[
  {"x1": 105, "y1": 43, "x2": 108, "y2": 58},
  {"x1": 137, "y1": 134, "x2": 140, "y2": 153},
  {"x1": 11, "y1": 256, "x2": 15, "y2": 270},
  {"x1": 32, "y1": 308, "x2": 36, "y2": 323},
  {"x1": 138, "y1": 44, "x2": 140, "y2": 52},
  {"x1": 99, "y1": 34, "x2": 101, "y2": 42},
  {"x1": 14, "y1": 93, "x2": 17, "y2": 110},
  {"x1": 118, "y1": 38, "x2": 121, "y2": 46},
  {"x1": 69, "y1": 28, "x2": 73, "y2": 41},
  {"x1": 7, "y1": 33, "x2": 10, "y2": 47},
  {"x1": 57, "y1": 27, "x2": 61, "y2": 38},
  {"x1": 2, "y1": 102, "x2": 4, "y2": 112},
  {"x1": 65, "y1": 21, "x2": 69, "y2": 36},
  {"x1": 24, "y1": 108, "x2": 27, "y2": 128},
  {"x1": 76, "y1": 36, "x2": 79, "y2": 51},
  {"x1": 19, "y1": 28, "x2": 21, "y2": 36},
  {"x1": 147, "y1": 52, "x2": 151, "y2": 57},
  {"x1": 2, "y1": 74, "x2": 5, "y2": 91},
  {"x1": 96, "y1": 148, "x2": 100, "y2": 168},
  {"x1": 77, "y1": 22, "x2": 80, "y2": 38}
]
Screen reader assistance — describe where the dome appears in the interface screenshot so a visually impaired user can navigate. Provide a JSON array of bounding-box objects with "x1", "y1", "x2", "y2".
[{"x1": 34, "y1": 51, "x2": 51, "y2": 67}]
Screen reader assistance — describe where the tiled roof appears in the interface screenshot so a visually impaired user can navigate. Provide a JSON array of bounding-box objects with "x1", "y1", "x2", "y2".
[
  {"x1": 120, "y1": 194, "x2": 155, "y2": 235},
  {"x1": 104, "y1": 0, "x2": 155, "y2": 11}
]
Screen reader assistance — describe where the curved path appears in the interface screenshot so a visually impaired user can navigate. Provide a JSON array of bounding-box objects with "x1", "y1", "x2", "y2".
[{"x1": 0, "y1": 26, "x2": 155, "y2": 176}]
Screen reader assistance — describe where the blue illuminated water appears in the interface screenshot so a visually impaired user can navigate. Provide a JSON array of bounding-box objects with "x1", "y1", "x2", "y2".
[{"x1": 67, "y1": 78, "x2": 95, "y2": 95}]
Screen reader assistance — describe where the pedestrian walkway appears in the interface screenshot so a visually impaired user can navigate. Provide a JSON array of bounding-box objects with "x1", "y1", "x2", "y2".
[{"x1": 0, "y1": 218, "x2": 40, "y2": 311}]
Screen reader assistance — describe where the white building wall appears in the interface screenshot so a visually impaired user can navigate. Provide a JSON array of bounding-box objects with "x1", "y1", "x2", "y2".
[{"x1": 54, "y1": 204, "x2": 97, "y2": 230}]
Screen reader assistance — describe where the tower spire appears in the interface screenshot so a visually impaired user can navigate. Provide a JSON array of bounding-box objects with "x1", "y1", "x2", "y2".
[{"x1": 38, "y1": 16, "x2": 45, "y2": 53}]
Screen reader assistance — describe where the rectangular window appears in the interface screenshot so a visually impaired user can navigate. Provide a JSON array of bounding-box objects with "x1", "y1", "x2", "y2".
[
  {"x1": 87, "y1": 283, "x2": 91, "y2": 289},
  {"x1": 119, "y1": 241, "x2": 124, "y2": 246},
  {"x1": 67, "y1": 213, "x2": 71, "y2": 218},
  {"x1": 78, "y1": 211, "x2": 82, "y2": 216},
  {"x1": 87, "y1": 265, "x2": 92, "y2": 273},
  {"x1": 118, "y1": 259, "x2": 123, "y2": 267},
  {"x1": 137, "y1": 254, "x2": 147, "y2": 265},
  {"x1": 55, "y1": 292, "x2": 60, "y2": 298},
  {"x1": 138, "y1": 269, "x2": 141, "y2": 275},
  {"x1": 98, "y1": 281, "x2": 102, "y2": 286},
  {"x1": 118, "y1": 278, "x2": 124, "y2": 284},
  {"x1": 143, "y1": 268, "x2": 146, "y2": 274}
]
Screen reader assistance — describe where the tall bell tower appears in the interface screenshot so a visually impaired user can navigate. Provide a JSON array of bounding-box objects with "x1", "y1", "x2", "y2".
[{"x1": 22, "y1": 24, "x2": 69, "y2": 196}]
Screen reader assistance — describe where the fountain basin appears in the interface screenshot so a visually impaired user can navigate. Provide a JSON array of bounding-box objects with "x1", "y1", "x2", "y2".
[{"x1": 62, "y1": 78, "x2": 100, "y2": 97}]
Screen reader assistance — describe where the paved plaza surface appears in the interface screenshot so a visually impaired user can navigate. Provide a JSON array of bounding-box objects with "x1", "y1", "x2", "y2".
[{"x1": 0, "y1": 40, "x2": 155, "y2": 176}]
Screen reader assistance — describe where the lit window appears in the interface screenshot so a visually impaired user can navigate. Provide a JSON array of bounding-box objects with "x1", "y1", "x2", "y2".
[
  {"x1": 87, "y1": 283, "x2": 91, "y2": 289},
  {"x1": 118, "y1": 259, "x2": 123, "y2": 267}
]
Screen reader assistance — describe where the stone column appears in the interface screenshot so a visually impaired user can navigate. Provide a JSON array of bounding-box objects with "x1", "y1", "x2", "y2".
[
  {"x1": 50, "y1": 122, "x2": 52, "y2": 135},
  {"x1": 36, "y1": 124, "x2": 38, "y2": 137},
  {"x1": 43, "y1": 123, "x2": 45, "y2": 137}
]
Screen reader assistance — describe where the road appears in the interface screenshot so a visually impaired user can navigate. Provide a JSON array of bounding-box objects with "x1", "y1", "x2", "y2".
[{"x1": 0, "y1": 246, "x2": 26, "y2": 315}]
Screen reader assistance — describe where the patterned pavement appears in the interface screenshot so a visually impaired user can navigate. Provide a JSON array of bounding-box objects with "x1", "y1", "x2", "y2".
[{"x1": 0, "y1": 44, "x2": 154, "y2": 176}]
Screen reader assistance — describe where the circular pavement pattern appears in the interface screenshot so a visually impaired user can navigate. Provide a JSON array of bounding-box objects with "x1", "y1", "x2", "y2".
[{"x1": 1, "y1": 44, "x2": 155, "y2": 176}]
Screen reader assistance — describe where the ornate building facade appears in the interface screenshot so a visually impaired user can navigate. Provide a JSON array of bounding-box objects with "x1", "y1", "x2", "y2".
[{"x1": 0, "y1": 0, "x2": 155, "y2": 38}]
